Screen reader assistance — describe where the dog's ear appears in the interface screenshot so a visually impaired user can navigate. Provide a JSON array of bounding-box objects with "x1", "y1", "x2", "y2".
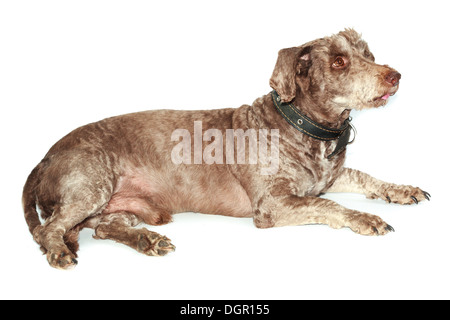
[{"x1": 270, "y1": 46, "x2": 312, "y2": 103}]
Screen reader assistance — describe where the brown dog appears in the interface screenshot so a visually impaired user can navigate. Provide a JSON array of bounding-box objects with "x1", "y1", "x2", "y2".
[{"x1": 23, "y1": 29, "x2": 429, "y2": 269}]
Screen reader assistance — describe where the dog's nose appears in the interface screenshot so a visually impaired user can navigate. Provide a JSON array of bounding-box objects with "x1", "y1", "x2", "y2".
[{"x1": 385, "y1": 71, "x2": 401, "y2": 87}]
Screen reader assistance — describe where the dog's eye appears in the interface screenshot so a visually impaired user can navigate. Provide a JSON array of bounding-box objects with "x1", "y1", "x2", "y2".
[{"x1": 332, "y1": 56, "x2": 347, "y2": 69}]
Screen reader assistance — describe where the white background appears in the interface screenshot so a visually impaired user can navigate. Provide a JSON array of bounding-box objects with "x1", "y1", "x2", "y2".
[{"x1": 1, "y1": 0, "x2": 448, "y2": 300}]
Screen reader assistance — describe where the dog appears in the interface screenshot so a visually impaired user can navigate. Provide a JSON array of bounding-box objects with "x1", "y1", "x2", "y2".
[{"x1": 23, "y1": 29, "x2": 430, "y2": 269}]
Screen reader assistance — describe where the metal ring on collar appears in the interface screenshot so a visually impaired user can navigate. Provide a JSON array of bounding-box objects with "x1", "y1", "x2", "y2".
[{"x1": 347, "y1": 122, "x2": 357, "y2": 145}]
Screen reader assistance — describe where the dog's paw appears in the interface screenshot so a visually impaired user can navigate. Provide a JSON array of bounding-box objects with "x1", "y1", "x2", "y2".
[
  {"x1": 368, "y1": 184, "x2": 430, "y2": 205},
  {"x1": 346, "y1": 212, "x2": 394, "y2": 236},
  {"x1": 136, "y1": 230, "x2": 175, "y2": 257},
  {"x1": 47, "y1": 249, "x2": 78, "y2": 270}
]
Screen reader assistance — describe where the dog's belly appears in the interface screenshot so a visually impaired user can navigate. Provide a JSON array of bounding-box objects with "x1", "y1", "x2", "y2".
[{"x1": 103, "y1": 165, "x2": 253, "y2": 221}]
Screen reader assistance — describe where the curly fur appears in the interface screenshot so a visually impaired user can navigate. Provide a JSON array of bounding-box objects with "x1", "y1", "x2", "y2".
[{"x1": 22, "y1": 29, "x2": 428, "y2": 269}]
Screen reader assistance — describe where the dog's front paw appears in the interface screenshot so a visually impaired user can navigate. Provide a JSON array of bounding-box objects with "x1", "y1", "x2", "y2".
[
  {"x1": 368, "y1": 184, "x2": 430, "y2": 205},
  {"x1": 346, "y1": 212, "x2": 394, "y2": 236}
]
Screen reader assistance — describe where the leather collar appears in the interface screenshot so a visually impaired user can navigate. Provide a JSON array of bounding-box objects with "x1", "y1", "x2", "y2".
[{"x1": 271, "y1": 90, "x2": 354, "y2": 159}]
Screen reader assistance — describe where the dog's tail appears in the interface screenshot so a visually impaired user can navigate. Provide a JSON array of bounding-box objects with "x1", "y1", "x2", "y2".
[{"x1": 22, "y1": 162, "x2": 44, "y2": 238}]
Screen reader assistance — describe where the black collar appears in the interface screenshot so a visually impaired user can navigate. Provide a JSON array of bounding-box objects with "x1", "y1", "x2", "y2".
[{"x1": 271, "y1": 90, "x2": 354, "y2": 159}]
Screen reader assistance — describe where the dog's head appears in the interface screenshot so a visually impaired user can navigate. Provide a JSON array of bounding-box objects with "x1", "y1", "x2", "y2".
[{"x1": 270, "y1": 29, "x2": 401, "y2": 111}]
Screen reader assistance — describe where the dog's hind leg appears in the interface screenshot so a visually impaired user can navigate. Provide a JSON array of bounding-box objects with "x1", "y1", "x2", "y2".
[
  {"x1": 62, "y1": 215, "x2": 103, "y2": 257},
  {"x1": 34, "y1": 152, "x2": 116, "y2": 269},
  {"x1": 93, "y1": 212, "x2": 175, "y2": 256},
  {"x1": 37, "y1": 201, "x2": 107, "y2": 270}
]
